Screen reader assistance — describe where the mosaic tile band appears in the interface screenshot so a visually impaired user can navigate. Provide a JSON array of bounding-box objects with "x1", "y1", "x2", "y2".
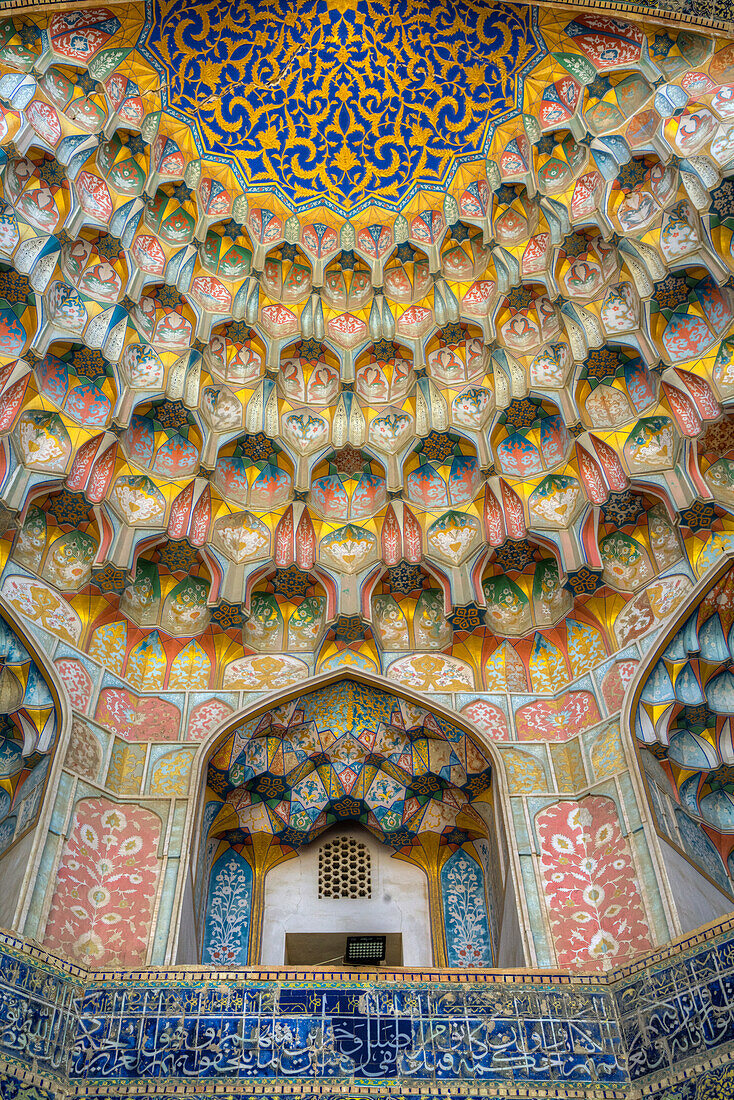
[
  {"x1": 1, "y1": 0, "x2": 732, "y2": 34},
  {"x1": 4, "y1": 919, "x2": 734, "y2": 1096}
]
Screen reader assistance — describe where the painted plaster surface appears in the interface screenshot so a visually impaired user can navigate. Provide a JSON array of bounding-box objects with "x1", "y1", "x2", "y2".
[
  {"x1": 2, "y1": 0, "x2": 734, "y2": 1089},
  {"x1": 537, "y1": 795, "x2": 652, "y2": 969},
  {"x1": 144, "y1": 0, "x2": 544, "y2": 211},
  {"x1": 44, "y1": 796, "x2": 162, "y2": 966},
  {"x1": 441, "y1": 847, "x2": 493, "y2": 967},
  {"x1": 202, "y1": 847, "x2": 252, "y2": 966}
]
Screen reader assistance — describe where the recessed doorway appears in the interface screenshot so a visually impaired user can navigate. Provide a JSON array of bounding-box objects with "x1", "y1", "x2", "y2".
[{"x1": 261, "y1": 827, "x2": 431, "y2": 966}]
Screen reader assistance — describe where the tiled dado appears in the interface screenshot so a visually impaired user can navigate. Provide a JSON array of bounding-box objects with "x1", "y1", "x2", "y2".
[{"x1": 3, "y1": 920, "x2": 734, "y2": 1099}]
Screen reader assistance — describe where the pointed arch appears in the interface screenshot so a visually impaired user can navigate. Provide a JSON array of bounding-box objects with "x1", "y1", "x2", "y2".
[
  {"x1": 624, "y1": 550, "x2": 734, "y2": 934},
  {"x1": 176, "y1": 669, "x2": 519, "y2": 970}
]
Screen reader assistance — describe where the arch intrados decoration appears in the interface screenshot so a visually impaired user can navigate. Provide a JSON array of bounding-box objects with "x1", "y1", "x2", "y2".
[
  {"x1": 187, "y1": 668, "x2": 509, "y2": 968},
  {"x1": 0, "y1": 590, "x2": 69, "y2": 927},
  {"x1": 193, "y1": 668, "x2": 507, "y2": 794},
  {"x1": 623, "y1": 551, "x2": 734, "y2": 735},
  {"x1": 0, "y1": 589, "x2": 68, "y2": 729}
]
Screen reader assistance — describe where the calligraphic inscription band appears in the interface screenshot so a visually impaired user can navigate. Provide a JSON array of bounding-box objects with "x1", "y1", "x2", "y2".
[
  {"x1": 4, "y1": 926, "x2": 734, "y2": 1096},
  {"x1": 71, "y1": 982, "x2": 623, "y2": 1082}
]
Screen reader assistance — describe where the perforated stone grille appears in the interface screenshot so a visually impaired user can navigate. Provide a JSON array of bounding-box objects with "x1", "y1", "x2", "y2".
[{"x1": 318, "y1": 836, "x2": 372, "y2": 899}]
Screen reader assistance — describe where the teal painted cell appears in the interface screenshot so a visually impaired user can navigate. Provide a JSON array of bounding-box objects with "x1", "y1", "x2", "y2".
[
  {"x1": 23, "y1": 663, "x2": 54, "y2": 707},
  {"x1": 674, "y1": 663, "x2": 704, "y2": 706},
  {"x1": 640, "y1": 661, "x2": 674, "y2": 704},
  {"x1": 700, "y1": 789, "x2": 734, "y2": 833},
  {"x1": 668, "y1": 729, "x2": 719, "y2": 771},
  {"x1": 679, "y1": 773, "x2": 703, "y2": 817},
  {"x1": 663, "y1": 614, "x2": 698, "y2": 661},
  {"x1": 707, "y1": 669, "x2": 734, "y2": 713},
  {"x1": 202, "y1": 848, "x2": 253, "y2": 966},
  {"x1": 0, "y1": 619, "x2": 30, "y2": 664},
  {"x1": 699, "y1": 615, "x2": 729, "y2": 663}
]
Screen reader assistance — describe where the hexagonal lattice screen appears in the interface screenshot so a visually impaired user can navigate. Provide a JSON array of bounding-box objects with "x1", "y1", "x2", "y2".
[{"x1": 318, "y1": 836, "x2": 372, "y2": 899}]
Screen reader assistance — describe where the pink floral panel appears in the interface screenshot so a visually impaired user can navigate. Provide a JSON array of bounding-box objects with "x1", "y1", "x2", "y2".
[
  {"x1": 515, "y1": 691, "x2": 601, "y2": 741},
  {"x1": 94, "y1": 687, "x2": 180, "y2": 741},
  {"x1": 55, "y1": 658, "x2": 93, "y2": 712},
  {"x1": 44, "y1": 796, "x2": 161, "y2": 966},
  {"x1": 460, "y1": 699, "x2": 509, "y2": 740},
  {"x1": 187, "y1": 698, "x2": 234, "y2": 741},
  {"x1": 536, "y1": 795, "x2": 652, "y2": 970},
  {"x1": 601, "y1": 660, "x2": 639, "y2": 713}
]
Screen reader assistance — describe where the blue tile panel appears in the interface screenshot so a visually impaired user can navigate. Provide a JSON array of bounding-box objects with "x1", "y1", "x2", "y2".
[
  {"x1": 70, "y1": 983, "x2": 622, "y2": 1082},
  {"x1": 3, "y1": 920, "x2": 734, "y2": 1094}
]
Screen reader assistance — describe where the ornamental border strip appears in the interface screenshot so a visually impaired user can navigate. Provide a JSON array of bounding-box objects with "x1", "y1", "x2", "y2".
[{"x1": 0, "y1": 0, "x2": 731, "y2": 40}]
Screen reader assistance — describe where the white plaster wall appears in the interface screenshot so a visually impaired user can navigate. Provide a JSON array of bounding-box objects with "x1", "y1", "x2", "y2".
[
  {"x1": 261, "y1": 827, "x2": 431, "y2": 966},
  {"x1": 660, "y1": 836, "x2": 734, "y2": 934}
]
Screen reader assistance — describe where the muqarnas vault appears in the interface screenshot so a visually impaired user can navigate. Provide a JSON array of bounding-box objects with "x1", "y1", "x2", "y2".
[{"x1": 4, "y1": 0, "x2": 734, "y2": 1096}]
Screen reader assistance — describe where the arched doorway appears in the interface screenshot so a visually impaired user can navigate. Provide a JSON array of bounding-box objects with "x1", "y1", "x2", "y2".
[{"x1": 187, "y1": 675, "x2": 512, "y2": 968}]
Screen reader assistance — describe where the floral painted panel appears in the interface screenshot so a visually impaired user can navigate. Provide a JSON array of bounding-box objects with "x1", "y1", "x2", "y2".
[
  {"x1": 88, "y1": 621, "x2": 127, "y2": 676},
  {"x1": 515, "y1": 691, "x2": 601, "y2": 741},
  {"x1": 187, "y1": 697, "x2": 234, "y2": 741},
  {"x1": 94, "y1": 688, "x2": 180, "y2": 741},
  {"x1": 148, "y1": 748, "x2": 194, "y2": 795},
  {"x1": 460, "y1": 699, "x2": 509, "y2": 740},
  {"x1": 63, "y1": 718, "x2": 103, "y2": 782},
  {"x1": 536, "y1": 796, "x2": 652, "y2": 970},
  {"x1": 590, "y1": 722, "x2": 626, "y2": 780},
  {"x1": 600, "y1": 659, "x2": 638, "y2": 712},
  {"x1": 106, "y1": 739, "x2": 145, "y2": 795},
  {"x1": 566, "y1": 619, "x2": 607, "y2": 676},
  {"x1": 44, "y1": 797, "x2": 161, "y2": 967},
  {"x1": 202, "y1": 848, "x2": 253, "y2": 966},
  {"x1": 55, "y1": 657, "x2": 93, "y2": 712},
  {"x1": 440, "y1": 848, "x2": 493, "y2": 967}
]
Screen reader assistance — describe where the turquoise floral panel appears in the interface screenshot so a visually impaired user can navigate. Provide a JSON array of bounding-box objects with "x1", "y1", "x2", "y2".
[
  {"x1": 441, "y1": 848, "x2": 493, "y2": 967},
  {"x1": 202, "y1": 848, "x2": 253, "y2": 966}
]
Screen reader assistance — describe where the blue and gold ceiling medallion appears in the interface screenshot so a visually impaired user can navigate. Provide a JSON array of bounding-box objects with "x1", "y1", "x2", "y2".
[{"x1": 141, "y1": 0, "x2": 545, "y2": 213}]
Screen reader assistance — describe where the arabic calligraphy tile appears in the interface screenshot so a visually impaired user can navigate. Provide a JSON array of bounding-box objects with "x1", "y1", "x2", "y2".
[{"x1": 6, "y1": 933, "x2": 734, "y2": 1091}]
